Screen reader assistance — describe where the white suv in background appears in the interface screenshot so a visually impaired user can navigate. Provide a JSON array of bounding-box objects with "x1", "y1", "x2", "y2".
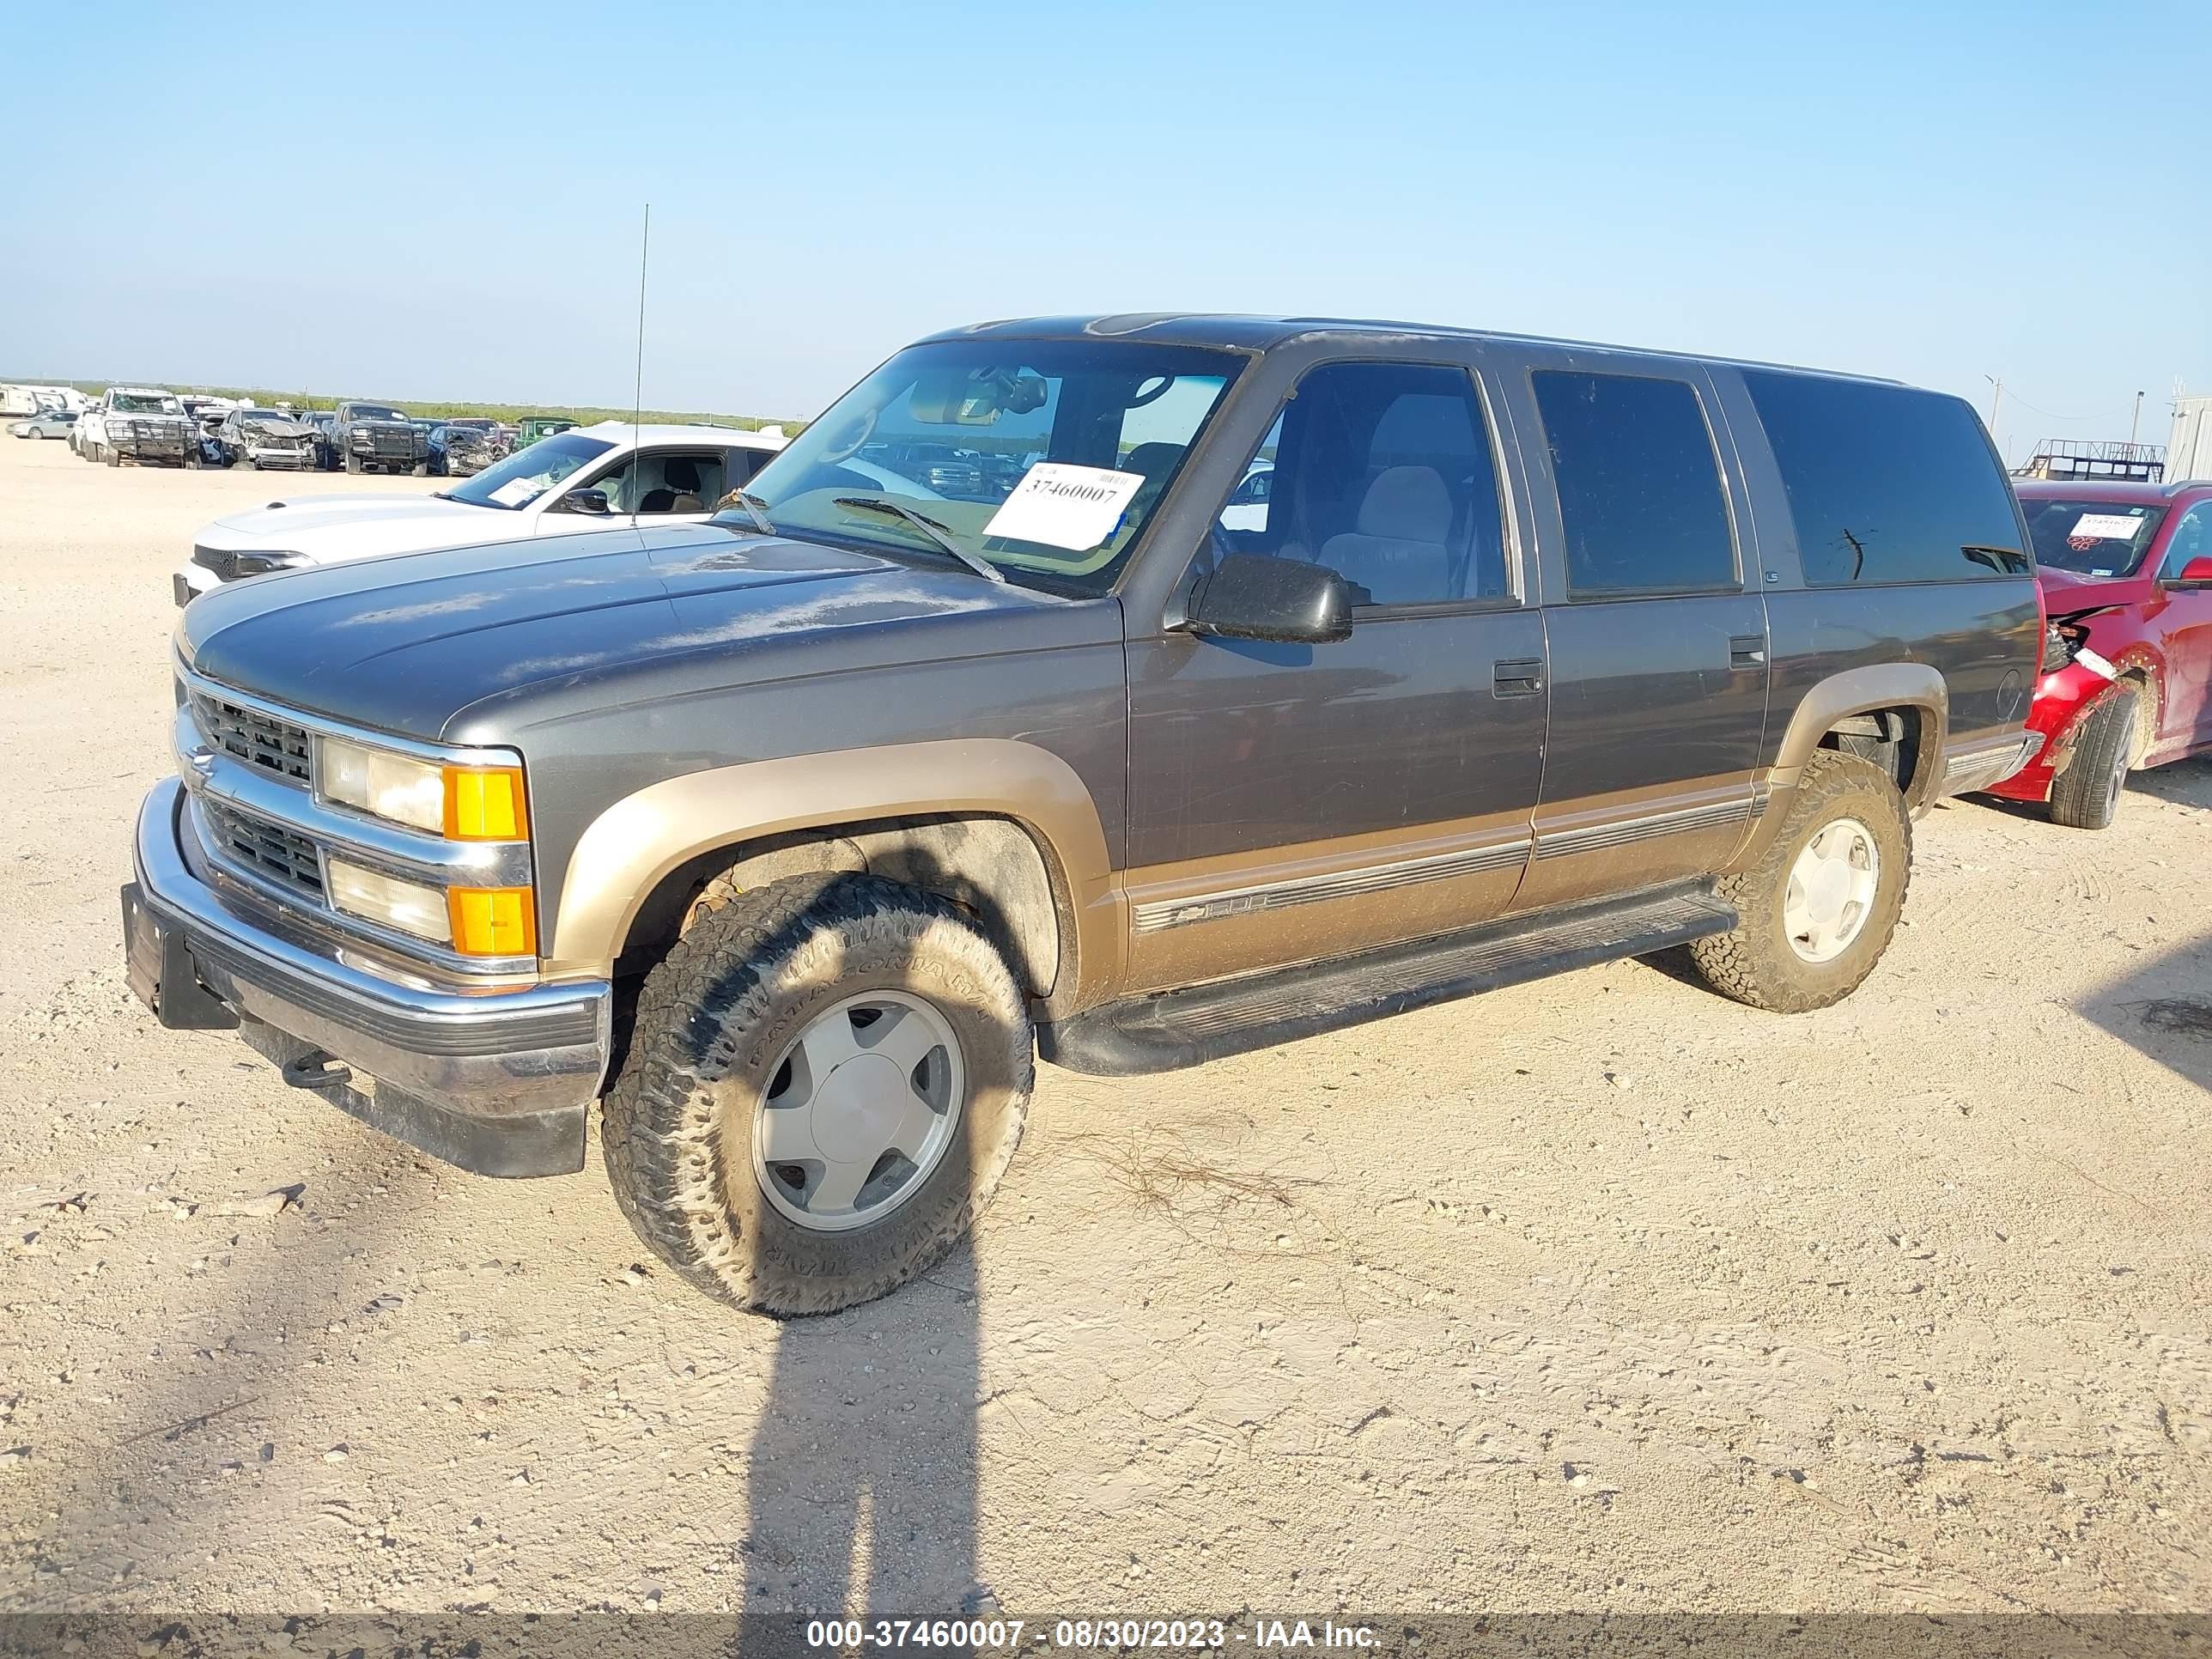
[{"x1": 174, "y1": 422, "x2": 787, "y2": 602}]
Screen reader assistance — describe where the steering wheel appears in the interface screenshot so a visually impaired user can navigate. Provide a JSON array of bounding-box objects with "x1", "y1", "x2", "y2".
[{"x1": 817, "y1": 404, "x2": 878, "y2": 465}]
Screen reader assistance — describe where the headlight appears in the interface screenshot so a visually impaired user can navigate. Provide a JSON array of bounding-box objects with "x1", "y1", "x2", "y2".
[
  {"x1": 326, "y1": 860, "x2": 535, "y2": 957},
  {"x1": 325, "y1": 857, "x2": 452, "y2": 943},
  {"x1": 231, "y1": 550, "x2": 304, "y2": 578},
  {"x1": 319, "y1": 736, "x2": 529, "y2": 841},
  {"x1": 321, "y1": 738, "x2": 446, "y2": 832}
]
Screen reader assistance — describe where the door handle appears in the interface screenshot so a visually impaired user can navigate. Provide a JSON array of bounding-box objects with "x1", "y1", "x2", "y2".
[
  {"x1": 1493, "y1": 658, "x2": 1544, "y2": 698},
  {"x1": 1729, "y1": 635, "x2": 1767, "y2": 669}
]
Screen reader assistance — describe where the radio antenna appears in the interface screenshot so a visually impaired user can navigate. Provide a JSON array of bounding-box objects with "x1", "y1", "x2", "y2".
[{"x1": 632, "y1": 203, "x2": 651, "y2": 451}]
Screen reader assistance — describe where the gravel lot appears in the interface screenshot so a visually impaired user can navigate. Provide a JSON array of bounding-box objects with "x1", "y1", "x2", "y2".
[{"x1": 1, "y1": 431, "x2": 2208, "y2": 1619}]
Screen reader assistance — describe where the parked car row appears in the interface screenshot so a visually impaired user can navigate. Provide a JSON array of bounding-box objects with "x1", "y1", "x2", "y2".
[{"x1": 46, "y1": 385, "x2": 590, "y2": 477}]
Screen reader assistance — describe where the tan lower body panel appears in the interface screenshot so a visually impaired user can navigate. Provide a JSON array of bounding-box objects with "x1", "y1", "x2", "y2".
[
  {"x1": 1512, "y1": 776, "x2": 1763, "y2": 913},
  {"x1": 1116, "y1": 811, "x2": 1534, "y2": 996}
]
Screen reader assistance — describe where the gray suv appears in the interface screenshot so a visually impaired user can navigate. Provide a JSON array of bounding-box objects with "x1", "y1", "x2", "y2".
[{"x1": 124, "y1": 315, "x2": 2043, "y2": 1314}]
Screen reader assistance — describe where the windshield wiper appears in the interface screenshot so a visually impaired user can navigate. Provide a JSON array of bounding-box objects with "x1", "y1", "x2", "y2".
[
  {"x1": 833, "y1": 495, "x2": 1006, "y2": 584},
  {"x1": 728, "y1": 489, "x2": 777, "y2": 536}
]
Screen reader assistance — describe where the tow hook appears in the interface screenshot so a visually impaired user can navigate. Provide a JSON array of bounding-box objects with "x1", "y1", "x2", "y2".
[{"x1": 280, "y1": 1049, "x2": 355, "y2": 1092}]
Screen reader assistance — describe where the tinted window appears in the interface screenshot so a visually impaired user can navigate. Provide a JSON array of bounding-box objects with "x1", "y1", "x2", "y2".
[
  {"x1": 1745, "y1": 373, "x2": 2027, "y2": 583},
  {"x1": 1534, "y1": 371, "x2": 1735, "y2": 594},
  {"x1": 2160, "y1": 502, "x2": 2212, "y2": 580},
  {"x1": 1219, "y1": 362, "x2": 1509, "y2": 606}
]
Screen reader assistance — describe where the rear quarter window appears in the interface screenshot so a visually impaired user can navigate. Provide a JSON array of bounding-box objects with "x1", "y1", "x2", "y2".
[{"x1": 1744, "y1": 373, "x2": 2027, "y2": 584}]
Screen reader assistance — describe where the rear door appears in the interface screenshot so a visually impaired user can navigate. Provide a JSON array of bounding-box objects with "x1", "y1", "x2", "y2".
[
  {"x1": 1121, "y1": 352, "x2": 1548, "y2": 992},
  {"x1": 1500, "y1": 355, "x2": 1771, "y2": 910}
]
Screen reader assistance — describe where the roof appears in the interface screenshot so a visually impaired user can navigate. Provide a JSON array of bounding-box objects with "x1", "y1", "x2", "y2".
[
  {"x1": 2014, "y1": 477, "x2": 2212, "y2": 502},
  {"x1": 576, "y1": 420, "x2": 785, "y2": 450},
  {"x1": 922, "y1": 313, "x2": 1907, "y2": 387}
]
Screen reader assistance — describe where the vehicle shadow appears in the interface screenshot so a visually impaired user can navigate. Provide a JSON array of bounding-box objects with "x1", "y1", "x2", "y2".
[
  {"x1": 651, "y1": 861, "x2": 996, "y2": 1652},
  {"x1": 2071, "y1": 933, "x2": 2212, "y2": 1097},
  {"x1": 2124, "y1": 754, "x2": 2212, "y2": 811}
]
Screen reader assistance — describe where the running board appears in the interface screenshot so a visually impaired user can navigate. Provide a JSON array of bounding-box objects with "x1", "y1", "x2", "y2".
[{"x1": 1039, "y1": 882, "x2": 1737, "y2": 1077}]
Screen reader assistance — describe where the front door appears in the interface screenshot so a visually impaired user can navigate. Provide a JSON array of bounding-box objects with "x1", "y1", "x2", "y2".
[
  {"x1": 1122, "y1": 358, "x2": 1547, "y2": 993},
  {"x1": 1506, "y1": 361, "x2": 1771, "y2": 910},
  {"x1": 2152, "y1": 501, "x2": 2212, "y2": 745}
]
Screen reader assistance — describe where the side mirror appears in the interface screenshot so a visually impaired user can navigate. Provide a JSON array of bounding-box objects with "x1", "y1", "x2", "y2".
[
  {"x1": 1182, "y1": 553, "x2": 1352, "y2": 645},
  {"x1": 559, "y1": 488, "x2": 611, "y2": 516},
  {"x1": 2170, "y1": 556, "x2": 2212, "y2": 588}
]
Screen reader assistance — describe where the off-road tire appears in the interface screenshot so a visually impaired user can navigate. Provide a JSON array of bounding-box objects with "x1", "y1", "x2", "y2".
[
  {"x1": 2047, "y1": 685, "x2": 2138, "y2": 831},
  {"x1": 1688, "y1": 750, "x2": 1911, "y2": 1012},
  {"x1": 105, "y1": 445, "x2": 120, "y2": 467},
  {"x1": 601, "y1": 872, "x2": 1033, "y2": 1316}
]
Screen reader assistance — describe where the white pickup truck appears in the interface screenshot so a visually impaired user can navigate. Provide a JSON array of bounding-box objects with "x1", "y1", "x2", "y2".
[
  {"x1": 78, "y1": 386, "x2": 198, "y2": 468},
  {"x1": 175, "y1": 421, "x2": 787, "y2": 602}
]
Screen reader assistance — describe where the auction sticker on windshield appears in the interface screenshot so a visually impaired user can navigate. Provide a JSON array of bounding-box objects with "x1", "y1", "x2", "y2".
[
  {"x1": 2071, "y1": 513, "x2": 2147, "y2": 541},
  {"x1": 984, "y1": 463, "x2": 1145, "y2": 552},
  {"x1": 489, "y1": 477, "x2": 539, "y2": 507}
]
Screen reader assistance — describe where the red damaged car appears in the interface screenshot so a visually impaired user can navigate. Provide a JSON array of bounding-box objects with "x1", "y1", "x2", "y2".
[{"x1": 1988, "y1": 479, "x2": 2212, "y2": 828}]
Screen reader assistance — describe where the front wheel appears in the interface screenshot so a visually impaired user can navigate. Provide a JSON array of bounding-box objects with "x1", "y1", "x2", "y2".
[
  {"x1": 2047, "y1": 686, "x2": 2138, "y2": 831},
  {"x1": 602, "y1": 872, "x2": 1033, "y2": 1316},
  {"x1": 343, "y1": 453, "x2": 362, "y2": 474},
  {"x1": 410, "y1": 460, "x2": 428, "y2": 477},
  {"x1": 1687, "y1": 750, "x2": 1911, "y2": 1012}
]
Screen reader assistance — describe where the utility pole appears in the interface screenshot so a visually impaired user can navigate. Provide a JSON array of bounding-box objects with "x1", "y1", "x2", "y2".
[
  {"x1": 1984, "y1": 374, "x2": 2002, "y2": 430},
  {"x1": 2130, "y1": 390, "x2": 2143, "y2": 446}
]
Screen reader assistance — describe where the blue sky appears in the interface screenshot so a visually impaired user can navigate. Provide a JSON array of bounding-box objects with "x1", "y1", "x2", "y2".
[{"x1": 6, "y1": 1, "x2": 2206, "y2": 460}]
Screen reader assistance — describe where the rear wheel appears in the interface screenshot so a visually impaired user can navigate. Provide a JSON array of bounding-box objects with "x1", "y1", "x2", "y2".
[
  {"x1": 1688, "y1": 750, "x2": 1911, "y2": 1012},
  {"x1": 602, "y1": 872, "x2": 1032, "y2": 1316},
  {"x1": 2048, "y1": 686, "x2": 2138, "y2": 831}
]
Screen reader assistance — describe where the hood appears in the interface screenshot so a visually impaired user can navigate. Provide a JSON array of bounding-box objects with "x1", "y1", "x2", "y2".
[
  {"x1": 246, "y1": 418, "x2": 314, "y2": 440},
  {"x1": 2035, "y1": 563, "x2": 2152, "y2": 611},
  {"x1": 178, "y1": 521, "x2": 1093, "y2": 742},
  {"x1": 196, "y1": 494, "x2": 527, "y2": 556}
]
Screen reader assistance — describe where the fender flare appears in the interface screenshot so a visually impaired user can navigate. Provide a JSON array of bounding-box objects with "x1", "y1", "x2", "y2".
[
  {"x1": 1767, "y1": 663, "x2": 1950, "y2": 805},
  {"x1": 544, "y1": 738, "x2": 1121, "y2": 1010}
]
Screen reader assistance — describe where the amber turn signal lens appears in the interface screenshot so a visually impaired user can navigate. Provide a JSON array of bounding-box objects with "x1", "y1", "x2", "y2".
[
  {"x1": 443, "y1": 766, "x2": 527, "y2": 841},
  {"x1": 447, "y1": 886, "x2": 537, "y2": 957}
]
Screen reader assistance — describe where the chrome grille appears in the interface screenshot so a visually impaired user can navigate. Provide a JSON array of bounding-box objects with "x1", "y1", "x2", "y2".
[
  {"x1": 192, "y1": 690, "x2": 313, "y2": 784},
  {"x1": 201, "y1": 799, "x2": 325, "y2": 899}
]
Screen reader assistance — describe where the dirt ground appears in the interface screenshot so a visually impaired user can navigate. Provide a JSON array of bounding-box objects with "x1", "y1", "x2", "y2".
[{"x1": 0, "y1": 430, "x2": 2207, "y2": 1620}]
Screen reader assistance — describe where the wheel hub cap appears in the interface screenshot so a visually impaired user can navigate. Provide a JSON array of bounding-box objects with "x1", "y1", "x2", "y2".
[
  {"x1": 809, "y1": 1055, "x2": 908, "y2": 1164},
  {"x1": 1783, "y1": 817, "x2": 1880, "y2": 964},
  {"x1": 750, "y1": 990, "x2": 964, "y2": 1233}
]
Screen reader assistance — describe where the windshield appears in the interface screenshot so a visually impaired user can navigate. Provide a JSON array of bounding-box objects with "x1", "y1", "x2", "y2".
[
  {"x1": 112, "y1": 393, "x2": 179, "y2": 415},
  {"x1": 2021, "y1": 497, "x2": 2168, "y2": 577},
  {"x1": 735, "y1": 339, "x2": 1243, "y2": 592},
  {"x1": 348, "y1": 404, "x2": 405, "y2": 422},
  {"x1": 444, "y1": 431, "x2": 614, "y2": 509},
  {"x1": 241, "y1": 410, "x2": 287, "y2": 424}
]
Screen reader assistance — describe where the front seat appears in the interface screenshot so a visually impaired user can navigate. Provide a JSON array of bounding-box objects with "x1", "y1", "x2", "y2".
[
  {"x1": 1318, "y1": 465, "x2": 1454, "y2": 605},
  {"x1": 646, "y1": 455, "x2": 708, "y2": 513}
]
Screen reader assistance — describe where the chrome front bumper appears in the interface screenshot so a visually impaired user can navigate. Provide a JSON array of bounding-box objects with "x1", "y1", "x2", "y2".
[{"x1": 125, "y1": 778, "x2": 608, "y2": 1176}]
